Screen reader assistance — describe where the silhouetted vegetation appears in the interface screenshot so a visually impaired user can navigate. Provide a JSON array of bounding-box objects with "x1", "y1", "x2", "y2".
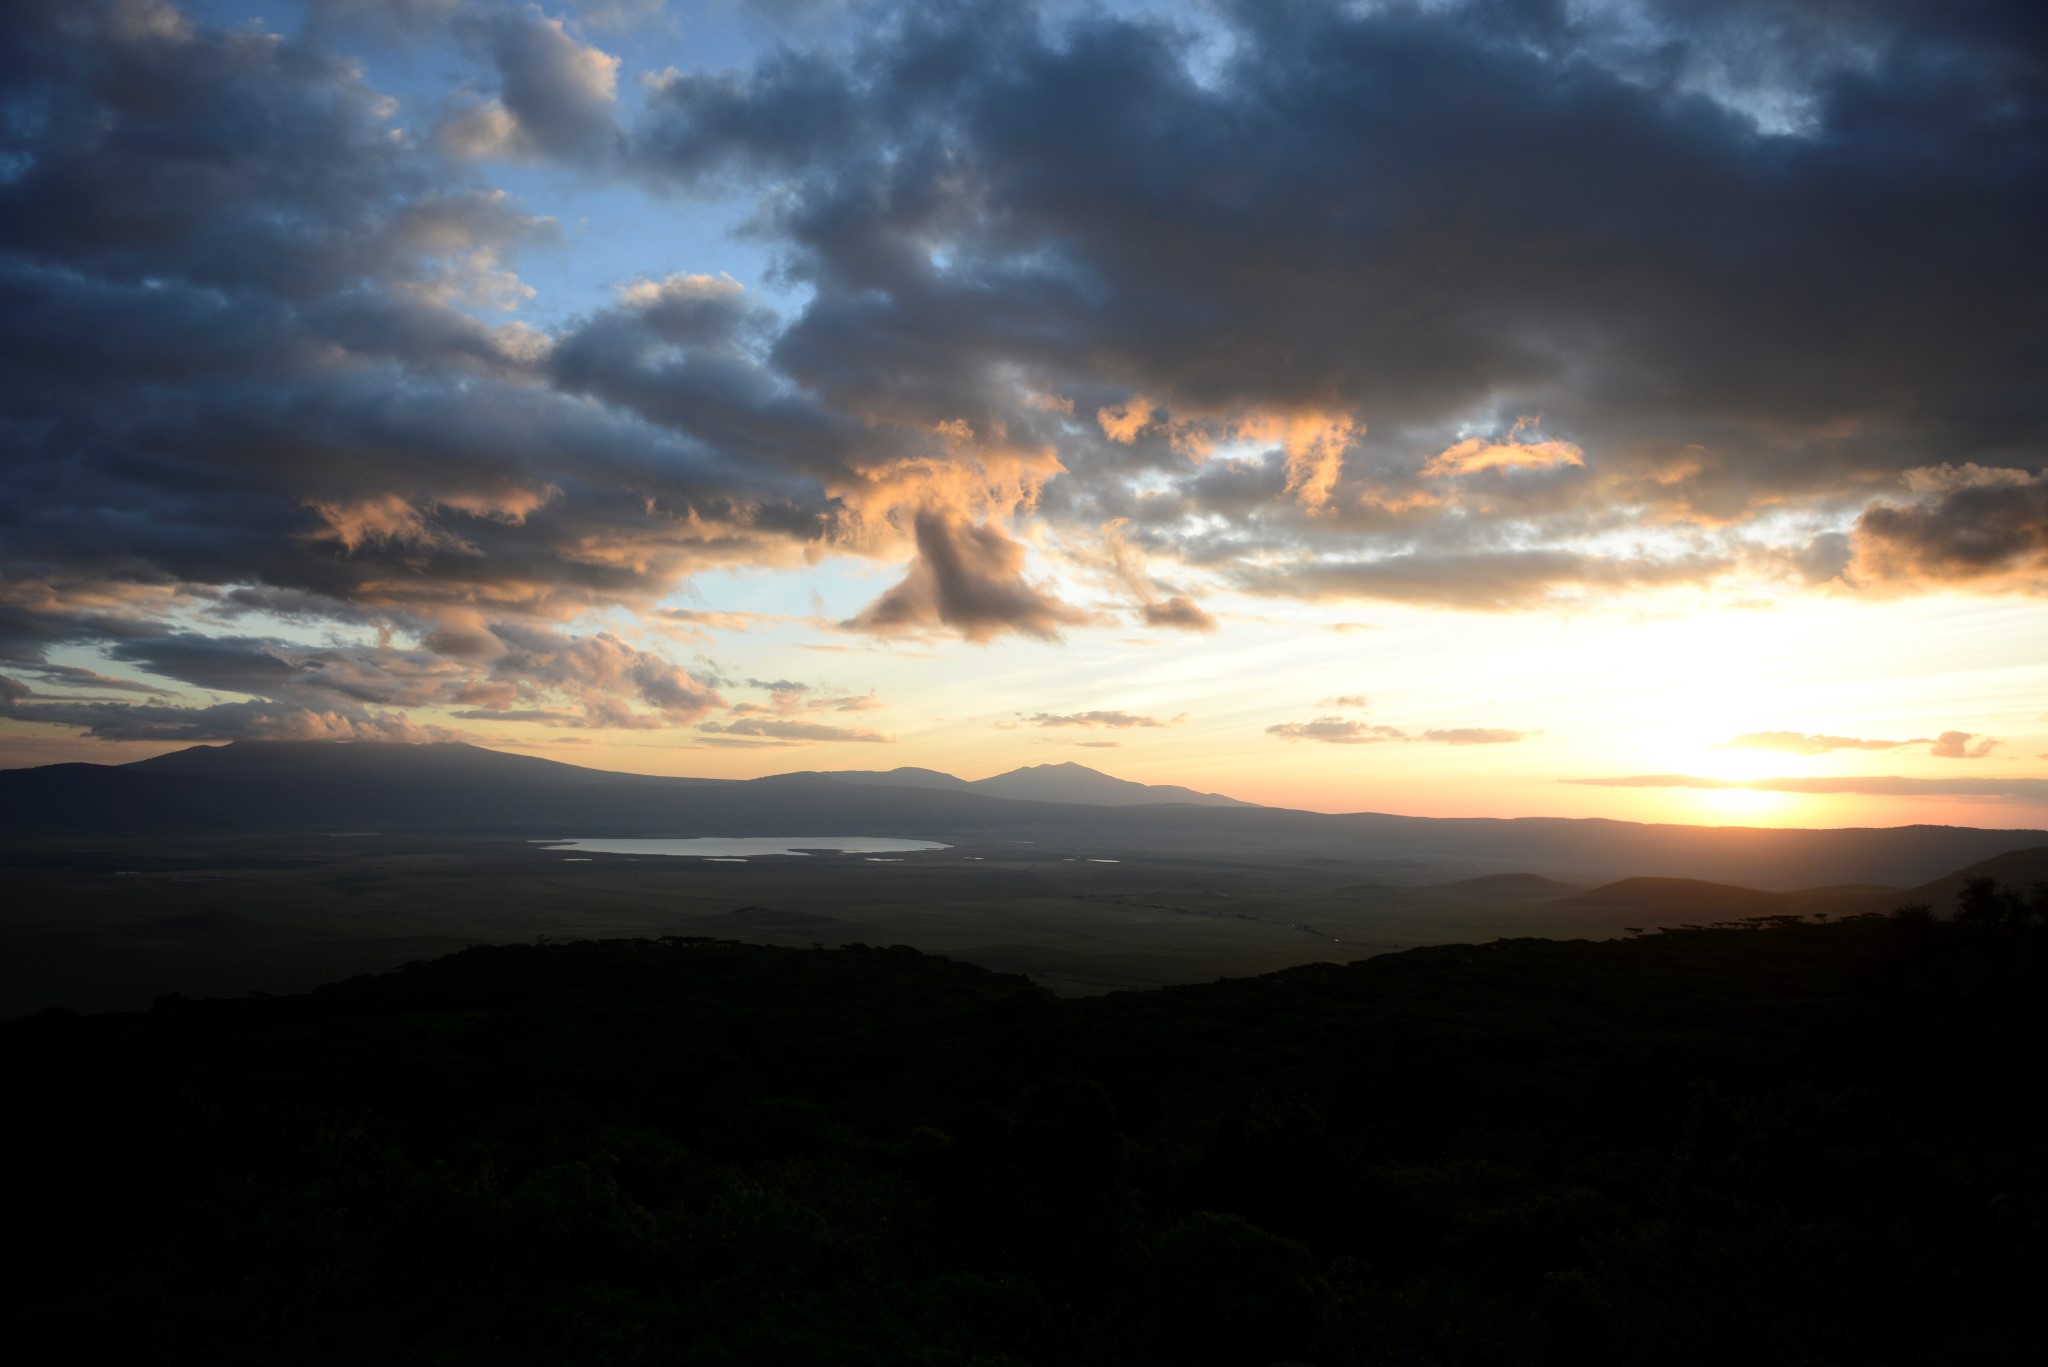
[{"x1": 6, "y1": 889, "x2": 2045, "y2": 1365}]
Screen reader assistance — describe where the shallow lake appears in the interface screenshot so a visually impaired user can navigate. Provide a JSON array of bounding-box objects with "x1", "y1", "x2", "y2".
[{"x1": 538, "y1": 836, "x2": 951, "y2": 859}]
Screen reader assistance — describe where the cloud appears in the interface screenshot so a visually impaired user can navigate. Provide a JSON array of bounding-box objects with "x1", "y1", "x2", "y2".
[
  {"x1": 1720, "y1": 728, "x2": 1998, "y2": 758},
  {"x1": 441, "y1": 8, "x2": 623, "y2": 163},
  {"x1": 1268, "y1": 717, "x2": 1524, "y2": 745},
  {"x1": 1721, "y1": 731, "x2": 1918, "y2": 755},
  {"x1": 697, "y1": 718, "x2": 892, "y2": 743},
  {"x1": 1, "y1": 618, "x2": 726, "y2": 738},
  {"x1": 1023, "y1": 711, "x2": 1181, "y2": 730},
  {"x1": 1233, "y1": 549, "x2": 1731, "y2": 611},
  {"x1": 1567, "y1": 773, "x2": 2048, "y2": 799},
  {"x1": 1421, "y1": 419, "x2": 1585, "y2": 479},
  {"x1": 482, "y1": 624, "x2": 726, "y2": 727},
  {"x1": 845, "y1": 511, "x2": 1093, "y2": 643},
  {"x1": 0, "y1": 689, "x2": 458, "y2": 743},
  {"x1": 1325, "y1": 695, "x2": 1370, "y2": 709},
  {"x1": 729, "y1": 680, "x2": 884, "y2": 717},
  {"x1": 1929, "y1": 730, "x2": 1998, "y2": 760},
  {"x1": 1137, "y1": 596, "x2": 1217, "y2": 632},
  {"x1": 1267, "y1": 717, "x2": 1407, "y2": 745},
  {"x1": 1100, "y1": 519, "x2": 1217, "y2": 631},
  {"x1": 1851, "y1": 467, "x2": 2048, "y2": 591},
  {"x1": 3, "y1": 661, "x2": 174, "y2": 697},
  {"x1": 1097, "y1": 396, "x2": 1157, "y2": 445},
  {"x1": 1421, "y1": 728, "x2": 1526, "y2": 745},
  {"x1": 4, "y1": 0, "x2": 2048, "y2": 748}
]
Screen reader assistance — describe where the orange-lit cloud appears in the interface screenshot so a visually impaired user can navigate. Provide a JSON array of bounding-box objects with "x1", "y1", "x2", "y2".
[
  {"x1": 1422, "y1": 727, "x2": 1526, "y2": 745},
  {"x1": 1239, "y1": 411, "x2": 1361, "y2": 510},
  {"x1": 1929, "y1": 730, "x2": 1998, "y2": 759},
  {"x1": 1097, "y1": 395, "x2": 1158, "y2": 444},
  {"x1": 1422, "y1": 418, "x2": 1585, "y2": 478},
  {"x1": 1721, "y1": 731, "x2": 1916, "y2": 755},
  {"x1": 1569, "y1": 773, "x2": 2048, "y2": 798}
]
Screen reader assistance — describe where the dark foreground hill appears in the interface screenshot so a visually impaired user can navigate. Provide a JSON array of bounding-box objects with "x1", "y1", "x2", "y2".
[
  {"x1": 7, "y1": 903, "x2": 2045, "y2": 1365},
  {"x1": 5, "y1": 739, "x2": 2047, "y2": 888}
]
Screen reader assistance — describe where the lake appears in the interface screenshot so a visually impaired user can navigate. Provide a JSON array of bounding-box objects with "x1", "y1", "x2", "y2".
[{"x1": 539, "y1": 836, "x2": 951, "y2": 859}]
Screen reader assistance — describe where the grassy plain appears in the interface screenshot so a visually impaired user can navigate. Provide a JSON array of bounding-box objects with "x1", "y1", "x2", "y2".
[{"x1": 1, "y1": 829, "x2": 1929, "y2": 1018}]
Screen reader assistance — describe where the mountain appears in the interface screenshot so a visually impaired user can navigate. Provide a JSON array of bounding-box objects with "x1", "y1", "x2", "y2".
[
  {"x1": 774, "y1": 766, "x2": 980, "y2": 794},
  {"x1": 1556, "y1": 876, "x2": 1792, "y2": 918},
  {"x1": 967, "y1": 761, "x2": 1254, "y2": 808},
  {"x1": 787, "y1": 761, "x2": 1254, "y2": 807},
  {"x1": 1892, "y1": 845, "x2": 2048, "y2": 912},
  {"x1": 6, "y1": 740, "x2": 2048, "y2": 890}
]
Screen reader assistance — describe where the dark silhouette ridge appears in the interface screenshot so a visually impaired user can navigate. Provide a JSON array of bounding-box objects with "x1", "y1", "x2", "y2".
[
  {"x1": 7, "y1": 898, "x2": 2044, "y2": 1365},
  {"x1": 4, "y1": 740, "x2": 2046, "y2": 888},
  {"x1": 1893, "y1": 845, "x2": 2048, "y2": 911}
]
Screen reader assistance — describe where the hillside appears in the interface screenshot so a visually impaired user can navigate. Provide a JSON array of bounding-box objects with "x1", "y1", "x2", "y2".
[
  {"x1": 1895, "y1": 845, "x2": 2048, "y2": 911},
  {"x1": 7, "y1": 910, "x2": 2044, "y2": 1365},
  {"x1": 1555, "y1": 876, "x2": 1792, "y2": 918},
  {"x1": 1428, "y1": 872, "x2": 1582, "y2": 899}
]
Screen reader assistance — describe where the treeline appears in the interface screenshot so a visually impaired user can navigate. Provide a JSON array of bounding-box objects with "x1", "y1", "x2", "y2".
[{"x1": 5, "y1": 888, "x2": 2045, "y2": 1365}]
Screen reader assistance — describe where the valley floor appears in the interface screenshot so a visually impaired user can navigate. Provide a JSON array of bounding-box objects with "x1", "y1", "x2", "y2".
[{"x1": 0, "y1": 831, "x2": 1926, "y2": 1017}]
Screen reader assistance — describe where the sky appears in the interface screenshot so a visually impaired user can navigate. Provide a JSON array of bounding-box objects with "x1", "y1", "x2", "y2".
[{"x1": 1, "y1": 0, "x2": 2045, "y2": 826}]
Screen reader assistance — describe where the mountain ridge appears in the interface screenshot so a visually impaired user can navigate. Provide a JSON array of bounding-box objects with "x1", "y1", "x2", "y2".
[
  {"x1": 5, "y1": 740, "x2": 2047, "y2": 890},
  {"x1": 785, "y1": 758, "x2": 1255, "y2": 808}
]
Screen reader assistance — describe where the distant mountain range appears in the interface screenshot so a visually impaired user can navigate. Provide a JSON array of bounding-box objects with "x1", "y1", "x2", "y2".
[
  {"x1": 781, "y1": 761, "x2": 1256, "y2": 808},
  {"x1": 4, "y1": 739, "x2": 2047, "y2": 890}
]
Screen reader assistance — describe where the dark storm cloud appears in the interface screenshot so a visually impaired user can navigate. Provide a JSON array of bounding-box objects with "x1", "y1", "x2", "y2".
[
  {"x1": 101, "y1": 635, "x2": 307, "y2": 697},
  {"x1": 622, "y1": 0, "x2": 2047, "y2": 609},
  {"x1": 845, "y1": 511, "x2": 1093, "y2": 642},
  {"x1": 0, "y1": 1, "x2": 852, "y2": 740},
  {"x1": 1851, "y1": 468, "x2": 2048, "y2": 590},
  {"x1": 0, "y1": 689, "x2": 456, "y2": 743},
  {"x1": 4, "y1": 0, "x2": 2047, "y2": 742},
  {"x1": 1, "y1": 662, "x2": 171, "y2": 697},
  {"x1": 636, "y1": 47, "x2": 869, "y2": 185}
]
